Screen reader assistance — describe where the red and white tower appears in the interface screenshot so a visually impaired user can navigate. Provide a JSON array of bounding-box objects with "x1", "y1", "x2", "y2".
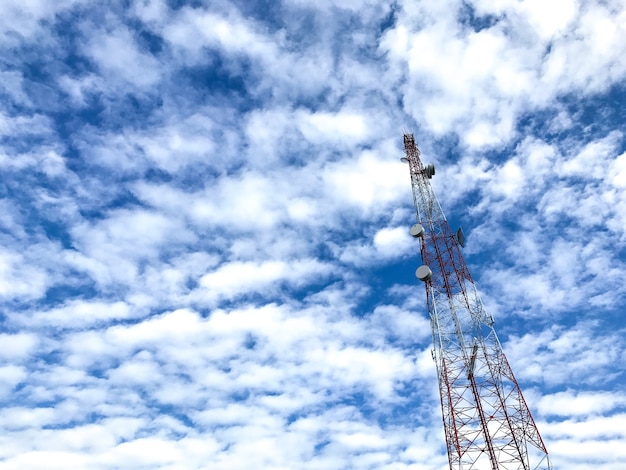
[{"x1": 402, "y1": 134, "x2": 551, "y2": 470}]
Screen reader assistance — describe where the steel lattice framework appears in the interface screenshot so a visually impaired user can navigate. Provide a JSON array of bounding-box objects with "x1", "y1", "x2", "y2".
[{"x1": 403, "y1": 134, "x2": 552, "y2": 470}]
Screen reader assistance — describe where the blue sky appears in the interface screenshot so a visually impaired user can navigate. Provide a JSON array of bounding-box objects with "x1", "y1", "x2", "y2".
[{"x1": 0, "y1": 0, "x2": 625, "y2": 468}]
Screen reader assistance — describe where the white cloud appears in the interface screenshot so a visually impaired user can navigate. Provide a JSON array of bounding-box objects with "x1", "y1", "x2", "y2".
[
  {"x1": 131, "y1": 0, "x2": 168, "y2": 25},
  {"x1": 324, "y1": 149, "x2": 408, "y2": 211},
  {"x1": 163, "y1": 8, "x2": 278, "y2": 65},
  {"x1": 57, "y1": 74, "x2": 104, "y2": 107},
  {"x1": 0, "y1": 365, "x2": 27, "y2": 398},
  {"x1": 505, "y1": 323, "x2": 625, "y2": 386},
  {"x1": 541, "y1": 3, "x2": 626, "y2": 93},
  {"x1": 473, "y1": 0, "x2": 579, "y2": 40},
  {"x1": 338, "y1": 225, "x2": 416, "y2": 267},
  {"x1": 198, "y1": 258, "x2": 333, "y2": 302},
  {"x1": 85, "y1": 27, "x2": 161, "y2": 88},
  {"x1": 382, "y1": 0, "x2": 626, "y2": 148},
  {"x1": 66, "y1": 208, "x2": 196, "y2": 288},
  {"x1": 373, "y1": 226, "x2": 412, "y2": 256},
  {"x1": 0, "y1": 0, "x2": 84, "y2": 44},
  {"x1": 17, "y1": 301, "x2": 133, "y2": 329},
  {"x1": 0, "y1": 333, "x2": 38, "y2": 360},
  {"x1": 298, "y1": 110, "x2": 369, "y2": 144},
  {"x1": 558, "y1": 131, "x2": 622, "y2": 178},
  {"x1": 543, "y1": 413, "x2": 626, "y2": 468},
  {"x1": 140, "y1": 124, "x2": 216, "y2": 171},
  {"x1": 0, "y1": 71, "x2": 31, "y2": 106},
  {"x1": 538, "y1": 390, "x2": 626, "y2": 417},
  {"x1": 0, "y1": 249, "x2": 48, "y2": 301},
  {"x1": 0, "y1": 113, "x2": 54, "y2": 141}
]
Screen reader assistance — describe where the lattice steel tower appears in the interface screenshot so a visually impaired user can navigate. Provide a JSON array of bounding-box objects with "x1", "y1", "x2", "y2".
[{"x1": 402, "y1": 134, "x2": 551, "y2": 470}]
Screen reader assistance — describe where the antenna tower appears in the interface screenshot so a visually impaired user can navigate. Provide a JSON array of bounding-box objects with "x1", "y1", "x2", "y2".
[{"x1": 402, "y1": 134, "x2": 551, "y2": 470}]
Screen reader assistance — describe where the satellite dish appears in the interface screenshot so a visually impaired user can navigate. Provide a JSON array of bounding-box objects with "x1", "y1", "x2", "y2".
[
  {"x1": 400, "y1": 157, "x2": 409, "y2": 163},
  {"x1": 416, "y1": 265, "x2": 432, "y2": 281},
  {"x1": 456, "y1": 227, "x2": 466, "y2": 248},
  {"x1": 425, "y1": 164, "x2": 435, "y2": 179},
  {"x1": 410, "y1": 223, "x2": 425, "y2": 238}
]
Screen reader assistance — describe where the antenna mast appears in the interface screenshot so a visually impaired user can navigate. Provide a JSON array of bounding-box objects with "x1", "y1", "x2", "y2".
[{"x1": 402, "y1": 134, "x2": 551, "y2": 470}]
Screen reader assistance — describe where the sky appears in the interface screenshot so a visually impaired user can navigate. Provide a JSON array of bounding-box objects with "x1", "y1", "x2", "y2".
[{"x1": 0, "y1": 0, "x2": 625, "y2": 469}]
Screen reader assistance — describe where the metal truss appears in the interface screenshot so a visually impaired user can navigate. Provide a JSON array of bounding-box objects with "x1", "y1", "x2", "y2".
[{"x1": 403, "y1": 134, "x2": 551, "y2": 470}]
